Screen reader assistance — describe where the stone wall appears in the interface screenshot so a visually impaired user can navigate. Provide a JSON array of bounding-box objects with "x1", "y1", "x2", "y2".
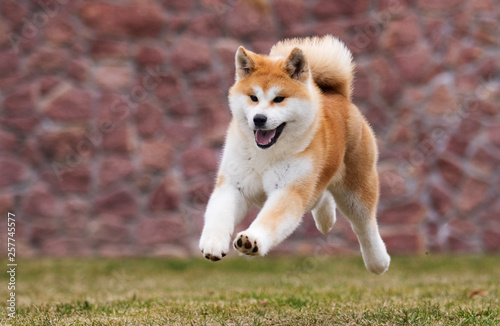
[{"x1": 0, "y1": 0, "x2": 499, "y2": 257}]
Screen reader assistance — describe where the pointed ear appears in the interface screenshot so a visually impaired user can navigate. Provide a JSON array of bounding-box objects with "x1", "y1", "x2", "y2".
[
  {"x1": 284, "y1": 48, "x2": 309, "y2": 81},
  {"x1": 235, "y1": 46, "x2": 255, "y2": 79}
]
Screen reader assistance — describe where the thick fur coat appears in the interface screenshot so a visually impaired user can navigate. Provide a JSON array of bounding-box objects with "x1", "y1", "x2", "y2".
[{"x1": 199, "y1": 35, "x2": 390, "y2": 274}]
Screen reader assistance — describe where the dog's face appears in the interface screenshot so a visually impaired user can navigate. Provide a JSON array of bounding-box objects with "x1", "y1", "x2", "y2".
[{"x1": 228, "y1": 47, "x2": 319, "y2": 150}]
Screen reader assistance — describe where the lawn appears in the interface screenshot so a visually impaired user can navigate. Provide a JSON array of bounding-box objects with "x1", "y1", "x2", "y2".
[{"x1": 1, "y1": 255, "x2": 499, "y2": 325}]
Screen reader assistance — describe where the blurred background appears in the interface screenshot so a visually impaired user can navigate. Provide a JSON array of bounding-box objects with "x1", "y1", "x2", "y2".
[{"x1": 0, "y1": 0, "x2": 498, "y2": 258}]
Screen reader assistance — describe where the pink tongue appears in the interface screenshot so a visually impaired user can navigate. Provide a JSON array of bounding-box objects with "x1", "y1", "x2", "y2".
[{"x1": 255, "y1": 129, "x2": 276, "y2": 145}]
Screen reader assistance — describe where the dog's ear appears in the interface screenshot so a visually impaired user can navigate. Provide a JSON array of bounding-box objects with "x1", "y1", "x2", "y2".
[
  {"x1": 235, "y1": 46, "x2": 256, "y2": 80},
  {"x1": 284, "y1": 48, "x2": 309, "y2": 82}
]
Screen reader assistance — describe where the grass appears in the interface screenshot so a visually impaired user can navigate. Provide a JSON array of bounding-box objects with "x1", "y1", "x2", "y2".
[{"x1": 1, "y1": 255, "x2": 499, "y2": 325}]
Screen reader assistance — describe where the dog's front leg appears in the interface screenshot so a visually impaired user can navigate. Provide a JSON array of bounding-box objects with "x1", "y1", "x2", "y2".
[
  {"x1": 233, "y1": 187, "x2": 306, "y2": 256},
  {"x1": 199, "y1": 182, "x2": 248, "y2": 261}
]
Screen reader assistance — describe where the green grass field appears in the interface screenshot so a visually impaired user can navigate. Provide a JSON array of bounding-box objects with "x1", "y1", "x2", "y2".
[{"x1": 1, "y1": 255, "x2": 499, "y2": 325}]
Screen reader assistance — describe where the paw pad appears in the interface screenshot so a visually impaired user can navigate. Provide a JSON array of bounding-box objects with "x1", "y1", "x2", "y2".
[
  {"x1": 199, "y1": 234, "x2": 229, "y2": 262},
  {"x1": 234, "y1": 235, "x2": 259, "y2": 256},
  {"x1": 204, "y1": 253, "x2": 222, "y2": 261}
]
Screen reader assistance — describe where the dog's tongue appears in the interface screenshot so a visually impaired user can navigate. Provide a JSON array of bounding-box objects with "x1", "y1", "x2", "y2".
[{"x1": 255, "y1": 129, "x2": 276, "y2": 145}]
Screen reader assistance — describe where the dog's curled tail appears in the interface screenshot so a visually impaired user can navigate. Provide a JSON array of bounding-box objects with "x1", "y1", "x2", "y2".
[{"x1": 270, "y1": 35, "x2": 355, "y2": 100}]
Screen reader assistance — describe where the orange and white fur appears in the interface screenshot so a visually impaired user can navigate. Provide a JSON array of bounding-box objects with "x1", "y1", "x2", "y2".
[{"x1": 199, "y1": 35, "x2": 390, "y2": 274}]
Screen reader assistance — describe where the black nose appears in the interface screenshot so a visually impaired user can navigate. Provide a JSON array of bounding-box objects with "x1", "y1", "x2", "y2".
[{"x1": 253, "y1": 114, "x2": 267, "y2": 128}]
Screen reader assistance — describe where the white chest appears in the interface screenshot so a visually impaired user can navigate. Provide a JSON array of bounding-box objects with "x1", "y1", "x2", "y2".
[{"x1": 222, "y1": 147, "x2": 312, "y2": 206}]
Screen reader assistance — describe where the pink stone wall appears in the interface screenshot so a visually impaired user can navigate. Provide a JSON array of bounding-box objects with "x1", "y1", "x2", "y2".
[{"x1": 0, "y1": 0, "x2": 499, "y2": 257}]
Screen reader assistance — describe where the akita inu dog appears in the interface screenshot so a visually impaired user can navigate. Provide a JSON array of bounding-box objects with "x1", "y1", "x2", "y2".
[{"x1": 199, "y1": 35, "x2": 390, "y2": 274}]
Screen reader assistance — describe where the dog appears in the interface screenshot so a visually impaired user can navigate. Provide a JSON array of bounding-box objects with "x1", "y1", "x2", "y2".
[{"x1": 199, "y1": 35, "x2": 390, "y2": 274}]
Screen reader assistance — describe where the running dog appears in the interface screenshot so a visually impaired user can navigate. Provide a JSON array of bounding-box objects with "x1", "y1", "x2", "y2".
[{"x1": 199, "y1": 35, "x2": 390, "y2": 274}]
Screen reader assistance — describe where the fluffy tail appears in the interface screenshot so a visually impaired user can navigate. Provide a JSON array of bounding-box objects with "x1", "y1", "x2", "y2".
[{"x1": 270, "y1": 35, "x2": 355, "y2": 100}]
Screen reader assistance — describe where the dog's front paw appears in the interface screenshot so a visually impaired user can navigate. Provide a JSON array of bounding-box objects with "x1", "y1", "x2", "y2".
[
  {"x1": 199, "y1": 233, "x2": 230, "y2": 262},
  {"x1": 233, "y1": 233, "x2": 259, "y2": 255},
  {"x1": 233, "y1": 230, "x2": 270, "y2": 256}
]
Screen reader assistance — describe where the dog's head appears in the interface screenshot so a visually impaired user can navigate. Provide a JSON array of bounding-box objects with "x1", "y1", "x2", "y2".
[{"x1": 228, "y1": 47, "x2": 319, "y2": 150}]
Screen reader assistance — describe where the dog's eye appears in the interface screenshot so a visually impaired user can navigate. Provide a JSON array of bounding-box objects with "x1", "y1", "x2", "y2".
[
  {"x1": 273, "y1": 96, "x2": 285, "y2": 103},
  {"x1": 249, "y1": 95, "x2": 258, "y2": 102}
]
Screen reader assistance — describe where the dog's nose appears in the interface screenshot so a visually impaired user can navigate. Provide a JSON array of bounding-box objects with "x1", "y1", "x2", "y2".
[{"x1": 253, "y1": 114, "x2": 267, "y2": 128}]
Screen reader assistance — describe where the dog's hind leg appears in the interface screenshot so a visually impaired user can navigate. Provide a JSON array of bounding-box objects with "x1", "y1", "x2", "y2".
[
  {"x1": 312, "y1": 191, "x2": 336, "y2": 234},
  {"x1": 329, "y1": 170, "x2": 390, "y2": 275}
]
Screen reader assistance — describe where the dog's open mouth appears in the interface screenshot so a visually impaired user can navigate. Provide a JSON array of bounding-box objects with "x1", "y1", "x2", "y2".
[{"x1": 254, "y1": 123, "x2": 286, "y2": 149}]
